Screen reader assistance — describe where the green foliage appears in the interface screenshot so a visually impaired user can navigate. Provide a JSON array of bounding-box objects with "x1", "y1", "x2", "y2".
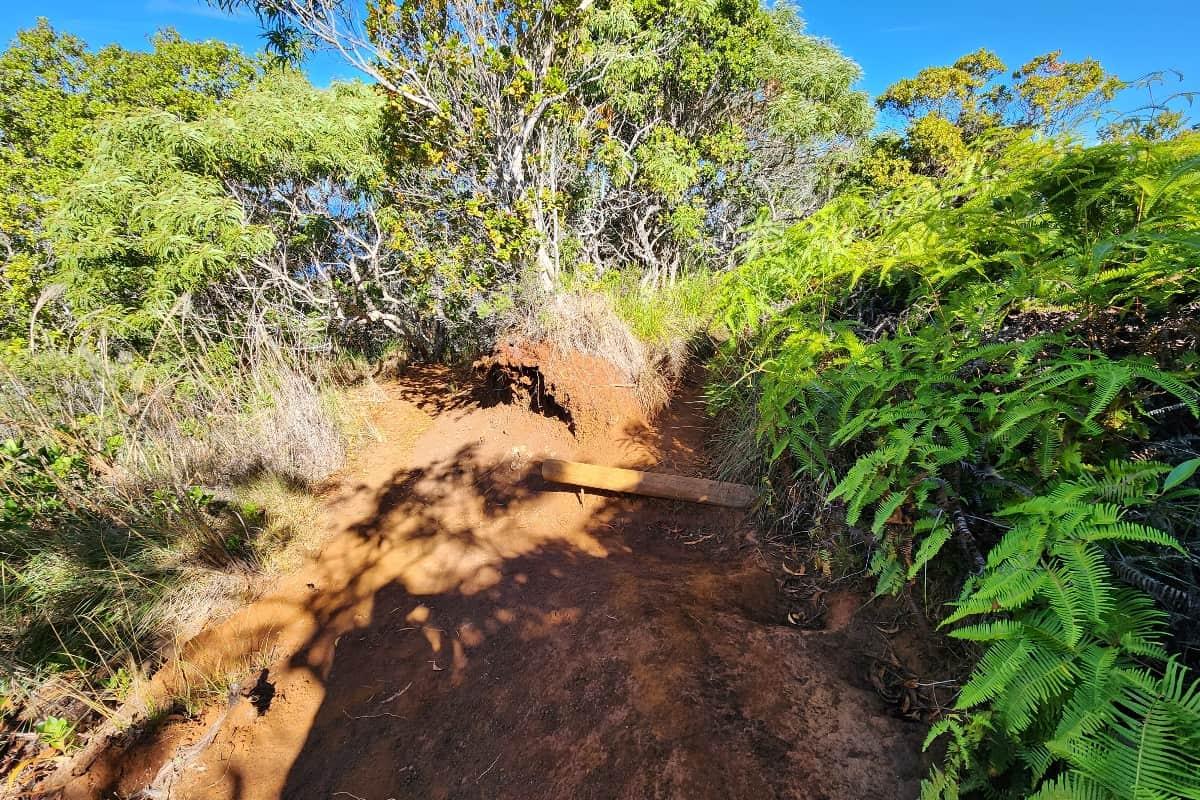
[
  {"x1": 6, "y1": 10, "x2": 1199, "y2": 795},
  {"x1": 904, "y1": 113, "x2": 969, "y2": 175},
  {"x1": 713, "y1": 130, "x2": 1200, "y2": 796},
  {"x1": 229, "y1": 0, "x2": 870, "y2": 290},
  {"x1": 869, "y1": 48, "x2": 1125, "y2": 183},
  {"x1": 722, "y1": 133, "x2": 1200, "y2": 334},
  {"x1": 927, "y1": 475, "x2": 1200, "y2": 797},
  {"x1": 47, "y1": 70, "x2": 384, "y2": 341},
  {"x1": 579, "y1": 0, "x2": 872, "y2": 279},
  {"x1": 0, "y1": 20, "x2": 261, "y2": 335},
  {"x1": 0, "y1": 23, "x2": 372, "y2": 720},
  {"x1": 878, "y1": 48, "x2": 1122, "y2": 136},
  {"x1": 587, "y1": 270, "x2": 717, "y2": 345},
  {"x1": 756, "y1": 329, "x2": 1197, "y2": 599},
  {"x1": 34, "y1": 716, "x2": 75, "y2": 752}
]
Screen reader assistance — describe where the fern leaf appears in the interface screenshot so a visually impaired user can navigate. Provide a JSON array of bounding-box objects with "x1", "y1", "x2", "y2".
[
  {"x1": 956, "y1": 638, "x2": 1033, "y2": 709},
  {"x1": 871, "y1": 490, "x2": 908, "y2": 536},
  {"x1": 943, "y1": 567, "x2": 1045, "y2": 626},
  {"x1": 995, "y1": 641, "x2": 1075, "y2": 735},
  {"x1": 907, "y1": 521, "x2": 952, "y2": 580},
  {"x1": 1082, "y1": 520, "x2": 1183, "y2": 551},
  {"x1": 948, "y1": 619, "x2": 1024, "y2": 642},
  {"x1": 1084, "y1": 363, "x2": 1132, "y2": 423},
  {"x1": 1131, "y1": 364, "x2": 1200, "y2": 418},
  {"x1": 1027, "y1": 771, "x2": 1110, "y2": 800},
  {"x1": 1054, "y1": 540, "x2": 1113, "y2": 626},
  {"x1": 1039, "y1": 565, "x2": 1084, "y2": 648},
  {"x1": 1036, "y1": 425, "x2": 1063, "y2": 478}
]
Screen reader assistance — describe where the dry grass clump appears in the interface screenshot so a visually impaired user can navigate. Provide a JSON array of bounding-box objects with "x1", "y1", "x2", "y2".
[
  {"x1": 0, "y1": 321, "x2": 371, "y2": 746},
  {"x1": 500, "y1": 289, "x2": 696, "y2": 414},
  {"x1": 101, "y1": 351, "x2": 346, "y2": 495},
  {"x1": 235, "y1": 474, "x2": 328, "y2": 575}
]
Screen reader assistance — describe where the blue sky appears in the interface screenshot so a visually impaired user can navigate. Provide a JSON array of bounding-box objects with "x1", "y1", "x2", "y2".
[
  {"x1": 0, "y1": 0, "x2": 361, "y2": 84},
  {"x1": 800, "y1": 1, "x2": 1199, "y2": 127},
  {"x1": 3, "y1": 0, "x2": 1197, "y2": 125}
]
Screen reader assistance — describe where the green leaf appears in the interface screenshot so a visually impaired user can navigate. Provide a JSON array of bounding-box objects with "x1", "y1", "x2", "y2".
[
  {"x1": 907, "y1": 520, "x2": 952, "y2": 580},
  {"x1": 1163, "y1": 458, "x2": 1200, "y2": 492}
]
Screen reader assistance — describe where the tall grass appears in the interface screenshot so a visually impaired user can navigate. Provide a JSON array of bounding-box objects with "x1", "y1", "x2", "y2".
[
  {"x1": 0, "y1": 316, "x2": 354, "y2": 732},
  {"x1": 499, "y1": 272, "x2": 717, "y2": 412}
]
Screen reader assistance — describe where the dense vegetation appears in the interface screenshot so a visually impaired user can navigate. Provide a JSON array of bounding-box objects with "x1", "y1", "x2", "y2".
[
  {"x1": 711, "y1": 132, "x2": 1200, "y2": 797},
  {"x1": 2, "y1": 1, "x2": 1199, "y2": 797},
  {"x1": 0, "y1": 21, "x2": 380, "y2": 731}
]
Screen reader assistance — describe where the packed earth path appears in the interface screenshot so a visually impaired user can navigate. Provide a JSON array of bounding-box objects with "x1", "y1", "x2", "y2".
[{"x1": 50, "y1": 366, "x2": 928, "y2": 800}]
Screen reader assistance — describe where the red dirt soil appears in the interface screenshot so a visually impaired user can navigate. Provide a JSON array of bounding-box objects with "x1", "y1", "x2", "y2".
[
  {"x1": 475, "y1": 339, "x2": 647, "y2": 437},
  {"x1": 43, "y1": 362, "x2": 929, "y2": 800}
]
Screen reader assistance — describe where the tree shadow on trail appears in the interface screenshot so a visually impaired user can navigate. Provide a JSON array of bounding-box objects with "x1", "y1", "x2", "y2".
[
  {"x1": 269, "y1": 466, "x2": 782, "y2": 800},
  {"x1": 129, "y1": 375, "x2": 930, "y2": 800},
  {"x1": 279, "y1": 545, "x2": 630, "y2": 800}
]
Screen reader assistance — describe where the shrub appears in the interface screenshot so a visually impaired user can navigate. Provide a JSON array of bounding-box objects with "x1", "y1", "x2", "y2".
[{"x1": 710, "y1": 132, "x2": 1200, "y2": 796}]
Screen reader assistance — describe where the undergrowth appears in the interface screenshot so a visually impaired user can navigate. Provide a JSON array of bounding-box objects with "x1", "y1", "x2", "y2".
[
  {"x1": 708, "y1": 132, "x2": 1200, "y2": 796},
  {"x1": 500, "y1": 272, "x2": 717, "y2": 413},
  {"x1": 0, "y1": 318, "x2": 364, "y2": 740}
]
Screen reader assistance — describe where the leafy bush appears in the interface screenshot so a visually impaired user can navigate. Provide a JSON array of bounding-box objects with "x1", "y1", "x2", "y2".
[{"x1": 711, "y1": 132, "x2": 1200, "y2": 796}]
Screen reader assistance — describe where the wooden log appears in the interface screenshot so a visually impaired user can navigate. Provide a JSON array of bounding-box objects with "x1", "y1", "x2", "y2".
[{"x1": 540, "y1": 459, "x2": 756, "y2": 509}]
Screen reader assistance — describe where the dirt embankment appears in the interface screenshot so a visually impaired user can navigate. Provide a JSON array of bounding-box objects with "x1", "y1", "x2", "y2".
[
  {"x1": 475, "y1": 339, "x2": 649, "y2": 438},
  {"x1": 40, "y1": 347, "x2": 934, "y2": 800}
]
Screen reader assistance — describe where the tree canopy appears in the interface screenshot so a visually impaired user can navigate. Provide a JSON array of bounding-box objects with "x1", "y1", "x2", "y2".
[
  {"x1": 219, "y1": 0, "x2": 872, "y2": 290},
  {"x1": 48, "y1": 71, "x2": 384, "y2": 344},
  {"x1": 0, "y1": 20, "x2": 262, "y2": 338},
  {"x1": 862, "y1": 48, "x2": 1128, "y2": 183}
]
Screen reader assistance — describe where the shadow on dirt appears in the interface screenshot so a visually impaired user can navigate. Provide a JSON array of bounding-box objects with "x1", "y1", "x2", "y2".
[{"x1": 80, "y1": 371, "x2": 933, "y2": 800}]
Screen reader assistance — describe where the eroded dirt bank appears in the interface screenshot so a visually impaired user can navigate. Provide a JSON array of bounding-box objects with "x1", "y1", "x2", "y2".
[{"x1": 52, "y1": 365, "x2": 928, "y2": 800}]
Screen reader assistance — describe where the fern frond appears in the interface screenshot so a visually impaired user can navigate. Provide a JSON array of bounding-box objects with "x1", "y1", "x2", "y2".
[
  {"x1": 871, "y1": 490, "x2": 908, "y2": 536},
  {"x1": 1038, "y1": 565, "x2": 1085, "y2": 647},
  {"x1": 1084, "y1": 363, "x2": 1132, "y2": 422},
  {"x1": 1080, "y1": 520, "x2": 1183, "y2": 551},
  {"x1": 949, "y1": 619, "x2": 1024, "y2": 642},
  {"x1": 986, "y1": 518, "x2": 1050, "y2": 568},
  {"x1": 1027, "y1": 771, "x2": 1110, "y2": 800},
  {"x1": 1036, "y1": 424, "x2": 1063, "y2": 478},
  {"x1": 907, "y1": 520, "x2": 952, "y2": 580},
  {"x1": 1054, "y1": 540, "x2": 1113, "y2": 626},
  {"x1": 1130, "y1": 364, "x2": 1200, "y2": 418},
  {"x1": 1070, "y1": 663, "x2": 1200, "y2": 799},
  {"x1": 994, "y1": 641, "x2": 1075, "y2": 734},
  {"x1": 956, "y1": 638, "x2": 1033, "y2": 709}
]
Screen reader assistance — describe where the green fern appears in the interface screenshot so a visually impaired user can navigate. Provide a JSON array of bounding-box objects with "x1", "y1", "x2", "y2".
[{"x1": 722, "y1": 133, "x2": 1200, "y2": 800}]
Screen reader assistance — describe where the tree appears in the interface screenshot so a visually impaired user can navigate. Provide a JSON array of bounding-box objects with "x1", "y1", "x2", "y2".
[
  {"x1": 573, "y1": 1, "x2": 872, "y2": 283},
  {"x1": 216, "y1": 0, "x2": 872, "y2": 290},
  {"x1": 867, "y1": 48, "x2": 1123, "y2": 180},
  {"x1": 0, "y1": 21, "x2": 260, "y2": 338},
  {"x1": 47, "y1": 71, "x2": 392, "y2": 349}
]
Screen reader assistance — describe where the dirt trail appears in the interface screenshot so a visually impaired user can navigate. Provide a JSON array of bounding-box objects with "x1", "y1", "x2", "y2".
[{"x1": 59, "y1": 367, "x2": 927, "y2": 800}]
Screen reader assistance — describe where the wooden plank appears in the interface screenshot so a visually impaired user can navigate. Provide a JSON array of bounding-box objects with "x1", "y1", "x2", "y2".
[{"x1": 540, "y1": 459, "x2": 755, "y2": 509}]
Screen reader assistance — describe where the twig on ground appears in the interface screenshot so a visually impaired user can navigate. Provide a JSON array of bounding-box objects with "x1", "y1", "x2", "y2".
[
  {"x1": 379, "y1": 682, "x2": 413, "y2": 703},
  {"x1": 343, "y1": 708, "x2": 406, "y2": 720},
  {"x1": 477, "y1": 754, "x2": 501, "y2": 782},
  {"x1": 134, "y1": 681, "x2": 243, "y2": 800}
]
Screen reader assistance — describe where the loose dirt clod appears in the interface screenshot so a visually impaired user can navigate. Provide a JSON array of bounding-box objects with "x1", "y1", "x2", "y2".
[{"x1": 48, "y1": 366, "x2": 929, "y2": 800}]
